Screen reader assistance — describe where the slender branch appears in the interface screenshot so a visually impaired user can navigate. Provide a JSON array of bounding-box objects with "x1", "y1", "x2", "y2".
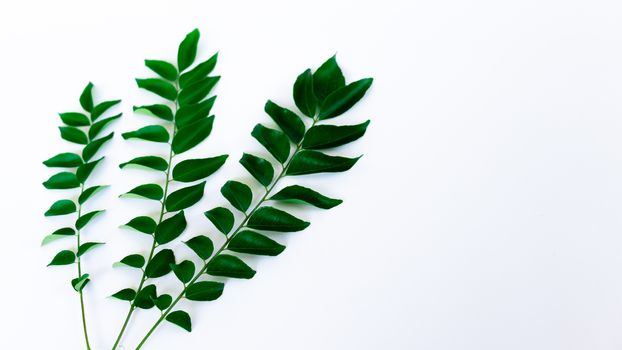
[
  {"x1": 111, "y1": 86, "x2": 179, "y2": 350},
  {"x1": 134, "y1": 117, "x2": 319, "y2": 349},
  {"x1": 76, "y1": 182, "x2": 92, "y2": 350}
]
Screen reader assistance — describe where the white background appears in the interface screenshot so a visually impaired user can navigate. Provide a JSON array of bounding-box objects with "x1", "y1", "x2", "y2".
[{"x1": 1, "y1": 0, "x2": 622, "y2": 349}]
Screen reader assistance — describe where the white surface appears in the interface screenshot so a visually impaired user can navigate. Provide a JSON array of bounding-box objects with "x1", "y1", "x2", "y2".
[{"x1": 1, "y1": 0, "x2": 622, "y2": 349}]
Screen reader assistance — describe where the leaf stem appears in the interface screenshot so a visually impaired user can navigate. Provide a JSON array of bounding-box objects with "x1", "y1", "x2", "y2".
[
  {"x1": 111, "y1": 88, "x2": 179, "y2": 350},
  {"x1": 134, "y1": 117, "x2": 319, "y2": 349},
  {"x1": 76, "y1": 183, "x2": 92, "y2": 350}
]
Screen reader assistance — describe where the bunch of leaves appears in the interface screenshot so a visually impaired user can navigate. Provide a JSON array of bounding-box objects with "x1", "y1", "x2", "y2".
[
  {"x1": 42, "y1": 83, "x2": 122, "y2": 349},
  {"x1": 129, "y1": 55, "x2": 373, "y2": 348},
  {"x1": 110, "y1": 29, "x2": 227, "y2": 349}
]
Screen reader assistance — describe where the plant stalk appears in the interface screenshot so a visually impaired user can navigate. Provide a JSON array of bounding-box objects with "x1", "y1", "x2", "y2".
[
  {"x1": 76, "y1": 183, "x2": 92, "y2": 350},
  {"x1": 134, "y1": 117, "x2": 319, "y2": 349},
  {"x1": 111, "y1": 87, "x2": 180, "y2": 350}
]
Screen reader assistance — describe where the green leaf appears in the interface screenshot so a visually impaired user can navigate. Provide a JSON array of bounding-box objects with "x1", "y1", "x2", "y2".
[
  {"x1": 175, "y1": 96, "x2": 216, "y2": 128},
  {"x1": 247, "y1": 206, "x2": 309, "y2": 232},
  {"x1": 121, "y1": 184, "x2": 164, "y2": 201},
  {"x1": 172, "y1": 116, "x2": 214, "y2": 154},
  {"x1": 185, "y1": 281, "x2": 224, "y2": 301},
  {"x1": 83, "y1": 132, "x2": 113, "y2": 161},
  {"x1": 240, "y1": 153, "x2": 274, "y2": 187},
  {"x1": 302, "y1": 120, "x2": 370, "y2": 149},
  {"x1": 155, "y1": 294, "x2": 173, "y2": 311},
  {"x1": 165, "y1": 181, "x2": 206, "y2": 212},
  {"x1": 123, "y1": 216, "x2": 157, "y2": 234},
  {"x1": 136, "y1": 78, "x2": 177, "y2": 101},
  {"x1": 80, "y1": 82, "x2": 94, "y2": 112},
  {"x1": 184, "y1": 235, "x2": 214, "y2": 260},
  {"x1": 172, "y1": 155, "x2": 227, "y2": 182},
  {"x1": 89, "y1": 113, "x2": 121, "y2": 139},
  {"x1": 76, "y1": 157, "x2": 103, "y2": 183},
  {"x1": 59, "y1": 112, "x2": 90, "y2": 126},
  {"x1": 133, "y1": 104, "x2": 174, "y2": 121},
  {"x1": 319, "y1": 78, "x2": 373, "y2": 119},
  {"x1": 155, "y1": 211, "x2": 187, "y2": 244},
  {"x1": 145, "y1": 249, "x2": 175, "y2": 278},
  {"x1": 221, "y1": 180, "x2": 252, "y2": 213},
  {"x1": 313, "y1": 56, "x2": 345, "y2": 102},
  {"x1": 204, "y1": 207, "x2": 234, "y2": 235},
  {"x1": 145, "y1": 59, "x2": 178, "y2": 80},
  {"x1": 76, "y1": 210, "x2": 104, "y2": 230},
  {"x1": 78, "y1": 185, "x2": 108, "y2": 204},
  {"x1": 120, "y1": 156, "x2": 168, "y2": 171},
  {"x1": 264, "y1": 100, "x2": 305, "y2": 143},
  {"x1": 228, "y1": 230, "x2": 285, "y2": 256},
  {"x1": 115, "y1": 254, "x2": 145, "y2": 268},
  {"x1": 271, "y1": 185, "x2": 342, "y2": 209},
  {"x1": 72, "y1": 274, "x2": 90, "y2": 292},
  {"x1": 251, "y1": 124, "x2": 290, "y2": 163},
  {"x1": 178, "y1": 29, "x2": 200, "y2": 72},
  {"x1": 178, "y1": 76, "x2": 220, "y2": 106},
  {"x1": 44, "y1": 199, "x2": 76, "y2": 216},
  {"x1": 206, "y1": 254, "x2": 255, "y2": 279},
  {"x1": 59, "y1": 126, "x2": 88, "y2": 144},
  {"x1": 172, "y1": 260, "x2": 195, "y2": 283},
  {"x1": 111, "y1": 288, "x2": 136, "y2": 301},
  {"x1": 294, "y1": 68, "x2": 317, "y2": 117},
  {"x1": 287, "y1": 150, "x2": 360, "y2": 176},
  {"x1": 43, "y1": 152, "x2": 83, "y2": 168},
  {"x1": 41, "y1": 227, "x2": 75, "y2": 246},
  {"x1": 77, "y1": 242, "x2": 104, "y2": 257},
  {"x1": 122, "y1": 125, "x2": 170, "y2": 143},
  {"x1": 48, "y1": 250, "x2": 75, "y2": 266},
  {"x1": 91, "y1": 100, "x2": 121, "y2": 121},
  {"x1": 180, "y1": 53, "x2": 218, "y2": 88},
  {"x1": 134, "y1": 284, "x2": 157, "y2": 309},
  {"x1": 43, "y1": 172, "x2": 80, "y2": 189},
  {"x1": 166, "y1": 310, "x2": 192, "y2": 332}
]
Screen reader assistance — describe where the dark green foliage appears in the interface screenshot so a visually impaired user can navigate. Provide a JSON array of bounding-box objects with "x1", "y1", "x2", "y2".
[
  {"x1": 117, "y1": 254, "x2": 145, "y2": 269},
  {"x1": 122, "y1": 125, "x2": 170, "y2": 143},
  {"x1": 287, "y1": 150, "x2": 360, "y2": 176},
  {"x1": 112, "y1": 288, "x2": 136, "y2": 301},
  {"x1": 172, "y1": 260, "x2": 195, "y2": 283},
  {"x1": 122, "y1": 184, "x2": 164, "y2": 201},
  {"x1": 172, "y1": 116, "x2": 214, "y2": 154},
  {"x1": 204, "y1": 207, "x2": 234, "y2": 234},
  {"x1": 59, "y1": 126, "x2": 88, "y2": 144},
  {"x1": 271, "y1": 185, "x2": 342, "y2": 209},
  {"x1": 145, "y1": 60, "x2": 178, "y2": 81},
  {"x1": 166, "y1": 310, "x2": 192, "y2": 332},
  {"x1": 247, "y1": 206, "x2": 309, "y2": 232},
  {"x1": 119, "y1": 156, "x2": 168, "y2": 171},
  {"x1": 206, "y1": 255, "x2": 256, "y2": 279},
  {"x1": 172, "y1": 155, "x2": 227, "y2": 182},
  {"x1": 43, "y1": 172, "x2": 80, "y2": 189},
  {"x1": 48, "y1": 250, "x2": 75, "y2": 266},
  {"x1": 78, "y1": 185, "x2": 108, "y2": 204},
  {"x1": 312, "y1": 55, "x2": 345, "y2": 102},
  {"x1": 178, "y1": 29, "x2": 200, "y2": 71},
  {"x1": 240, "y1": 153, "x2": 274, "y2": 187},
  {"x1": 43, "y1": 152, "x2": 83, "y2": 168},
  {"x1": 185, "y1": 281, "x2": 224, "y2": 301},
  {"x1": 184, "y1": 235, "x2": 214, "y2": 260},
  {"x1": 294, "y1": 68, "x2": 317, "y2": 117},
  {"x1": 59, "y1": 112, "x2": 90, "y2": 126},
  {"x1": 77, "y1": 242, "x2": 104, "y2": 257},
  {"x1": 82, "y1": 132, "x2": 114, "y2": 161},
  {"x1": 220, "y1": 180, "x2": 252, "y2": 213},
  {"x1": 133, "y1": 104, "x2": 174, "y2": 121},
  {"x1": 264, "y1": 100, "x2": 305, "y2": 143},
  {"x1": 136, "y1": 78, "x2": 177, "y2": 101},
  {"x1": 45, "y1": 199, "x2": 76, "y2": 216},
  {"x1": 76, "y1": 157, "x2": 103, "y2": 183},
  {"x1": 123, "y1": 216, "x2": 157, "y2": 234},
  {"x1": 165, "y1": 182, "x2": 206, "y2": 211},
  {"x1": 145, "y1": 249, "x2": 175, "y2": 278},
  {"x1": 228, "y1": 231, "x2": 285, "y2": 256},
  {"x1": 134, "y1": 284, "x2": 157, "y2": 309},
  {"x1": 91, "y1": 100, "x2": 121, "y2": 121},
  {"x1": 76, "y1": 210, "x2": 104, "y2": 230},
  {"x1": 251, "y1": 124, "x2": 290, "y2": 163},
  {"x1": 302, "y1": 120, "x2": 370, "y2": 149},
  {"x1": 155, "y1": 211, "x2": 187, "y2": 245},
  {"x1": 180, "y1": 53, "x2": 218, "y2": 88},
  {"x1": 175, "y1": 96, "x2": 216, "y2": 127},
  {"x1": 318, "y1": 78, "x2": 373, "y2": 119}
]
